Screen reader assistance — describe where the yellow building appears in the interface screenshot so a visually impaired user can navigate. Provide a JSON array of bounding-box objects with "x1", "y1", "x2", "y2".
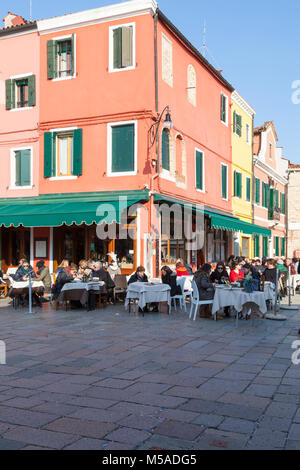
[{"x1": 231, "y1": 91, "x2": 256, "y2": 258}]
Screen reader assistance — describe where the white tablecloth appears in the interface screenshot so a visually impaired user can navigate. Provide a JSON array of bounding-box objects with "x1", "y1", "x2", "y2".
[
  {"x1": 212, "y1": 287, "x2": 267, "y2": 315},
  {"x1": 125, "y1": 282, "x2": 171, "y2": 310},
  {"x1": 61, "y1": 281, "x2": 105, "y2": 293},
  {"x1": 263, "y1": 282, "x2": 275, "y2": 302},
  {"x1": 291, "y1": 275, "x2": 300, "y2": 290},
  {"x1": 9, "y1": 280, "x2": 45, "y2": 290}
]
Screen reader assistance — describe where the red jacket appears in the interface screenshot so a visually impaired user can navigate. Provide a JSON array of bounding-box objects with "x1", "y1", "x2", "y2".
[
  {"x1": 176, "y1": 266, "x2": 190, "y2": 277},
  {"x1": 229, "y1": 270, "x2": 244, "y2": 283}
]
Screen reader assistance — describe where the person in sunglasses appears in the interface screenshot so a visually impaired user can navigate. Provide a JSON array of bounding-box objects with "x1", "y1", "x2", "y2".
[{"x1": 210, "y1": 262, "x2": 229, "y2": 284}]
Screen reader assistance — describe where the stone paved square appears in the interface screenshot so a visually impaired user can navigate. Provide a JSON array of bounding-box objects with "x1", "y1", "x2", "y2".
[{"x1": 0, "y1": 297, "x2": 299, "y2": 450}]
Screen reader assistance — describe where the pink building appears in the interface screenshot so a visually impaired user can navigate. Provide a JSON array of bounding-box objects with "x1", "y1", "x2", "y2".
[{"x1": 253, "y1": 121, "x2": 288, "y2": 258}]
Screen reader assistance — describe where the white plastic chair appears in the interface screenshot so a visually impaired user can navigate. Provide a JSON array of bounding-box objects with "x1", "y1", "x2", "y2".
[
  {"x1": 189, "y1": 280, "x2": 214, "y2": 321},
  {"x1": 172, "y1": 277, "x2": 187, "y2": 312}
]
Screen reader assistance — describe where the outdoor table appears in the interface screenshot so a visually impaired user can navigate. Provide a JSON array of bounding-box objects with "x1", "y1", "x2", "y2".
[
  {"x1": 58, "y1": 281, "x2": 107, "y2": 309},
  {"x1": 291, "y1": 274, "x2": 300, "y2": 295},
  {"x1": 125, "y1": 282, "x2": 171, "y2": 314},
  {"x1": 8, "y1": 279, "x2": 45, "y2": 308},
  {"x1": 212, "y1": 286, "x2": 267, "y2": 321}
]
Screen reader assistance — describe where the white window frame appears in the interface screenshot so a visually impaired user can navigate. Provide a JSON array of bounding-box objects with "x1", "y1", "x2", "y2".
[
  {"x1": 49, "y1": 126, "x2": 78, "y2": 181},
  {"x1": 221, "y1": 93, "x2": 228, "y2": 126},
  {"x1": 195, "y1": 148, "x2": 205, "y2": 194},
  {"x1": 109, "y1": 22, "x2": 136, "y2": 73},
  {"x1": 107, "y1": 120, "x2": 137, "y2": 177},
  {"x1": 52, "y1": 34, "x2": 76, "y2": 82},
  {"x1": 221, "y1": 163, "x2": 228, "y2": 201},
  {"x1": 9, "y1": 73, "x2": 34, "y2": 111},
  {"x1": 9, "y1": 146, "x2": 33, "y2": 190}
]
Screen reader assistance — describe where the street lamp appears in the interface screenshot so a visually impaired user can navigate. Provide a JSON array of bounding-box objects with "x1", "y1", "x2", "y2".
[{"x1": 149, "y1": 106, "x2": 173, "y2": 150}]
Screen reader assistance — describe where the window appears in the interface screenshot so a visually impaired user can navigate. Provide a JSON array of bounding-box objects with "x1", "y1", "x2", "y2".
[
  {"x1": 47, "y1": 35, "x2": 75, "y2": 80},
  {"x1": 162, "y1": 129, "x2": 170, "y2": 172},
  {"x1": 44, "y1": 129, "x2": 82, "y2": 178},
  {"x1": 234, "y1": 171, "x2": 242, "y2": 198},
  {"x1": 108, "y1": 122, "x2": 136, "y2": 176},
  {"x1": 262, "y1": 182, "x2": 269, "y2": 208},
  {"x1": 221, "y1": 164, "x2": 228, "y2": 200},
  {"x1": 254, "y1": 235, "x2": 260, "y2": 258},
  {"x1": 187, "y1": 65, "x2": 196, "y2": 106},
  {"x1": 281, "y1": 238, "x2": 286, "y2": 257},
  {"x1": 275, "y1": 237, "x2": 280, "y2": 257},
  {"x1": 255, "y1": 178, "x2": 260, "y2": 204},
  {"x1": 11, "y1": 148, "x2": 31, "y2": 188},
  {"x1": 110, "y1": 24, "x2": 135, "y2": 72},
  {"x1": 6, "y1": 75, "x2": 36, "y2": 110},
  {"x1": 195, "y1": 149, "x2": 204, "y2": 191},
  {"x1": 233, "y1": 111, "x2": 242, "y2": 137},
  {"x1": 281, "y1": 193, "x2": 286, "y2": 214},
  {"x1": 221, "y1": 94, "x2": 228, "y2": 125},
  {"x1": 246, "y1": 123, "x2": 251, "y2": 145},
  {"x1": 246, "y1": 177, "x2": 251, "y2": 202},
  {"x1": 162, "y1": 34, "x2": 173, "y2": 87}
]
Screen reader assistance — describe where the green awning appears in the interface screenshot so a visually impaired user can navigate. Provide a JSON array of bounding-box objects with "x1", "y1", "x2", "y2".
[
  {"x1": 0, "y1": 190, "x2": 149, "y2": 228},
  {"x1": 153, "y1": 193, "x2": 271, "y2": 237}
]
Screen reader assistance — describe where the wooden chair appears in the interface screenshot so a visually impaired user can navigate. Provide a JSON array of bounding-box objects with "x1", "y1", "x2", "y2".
[
  {"x1": 114, "y1": 274, "x2": 128, "y2": 303},
  {"x1": 0, "y1": 280, "x2": 7, "y2": 299}
]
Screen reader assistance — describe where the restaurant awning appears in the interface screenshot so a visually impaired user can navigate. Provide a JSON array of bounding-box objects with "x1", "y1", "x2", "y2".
[
  {"x1": 0, "y1": 190, "x2": 149, "y2": 228},
  {"x1": 153, "y1": 193, "x2": 271, "y2": 237}
]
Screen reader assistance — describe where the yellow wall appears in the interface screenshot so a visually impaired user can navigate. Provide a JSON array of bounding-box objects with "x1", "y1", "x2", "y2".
[{"x1": 232, "y1": 96, "x2": 254, "y2": 258}]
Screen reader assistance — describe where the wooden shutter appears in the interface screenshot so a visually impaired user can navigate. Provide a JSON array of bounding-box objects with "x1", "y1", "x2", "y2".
[
  {"x1": 28, "y1": 75, "x2": 36, "y2": 107},
  {"x1": 255, "y1": 235, "x2": 260, "y2": 258},
  {"x1": 122, "y1": 26, "x2": 133, "y2": 68},
  {"x1": 221, "y1": 95, "x2": 226, "y2": 122},
  {"x1": 221, "y1": 165, "x2": 227, "y2": 199},
  {"x1": 269, "y1": 188, "x2": 274, "y2": 219},
  {"x1": 196, "y1": 150, "x2": 203, "y2": 191},
  {"x1": 73, "y1": 129, "x2": 82, "y2": 176},
  {"x1": 263, "y1": 237, "x2": 268, "y2": 257},
  {"x1": 237, "y1": 114, "x2": 242, "y2": 137},
  {"x1": 275, "y1": 190, "x2": 279, "y2": 208},
  {"x1": 233, "y1": 111, "x2": 236, "y2": 133},
  {"x1": 15, "y1": 151, "x2": 21, "y2": 186},
  {"x1": 111, "y1": 124, "x2": 135, "y2": 173},
  {"x1": 281, "y1": 238, "x2": 286, "y2": 257},
  {"x1": 113, "y1": 28, "x2": 122, "y2": 69},
  {"x1": 246, "y1": 178, "x2": 251, "y2": 202},
  {"x1": 237, "y1": 172, "x2": 242, "y2": 198},
  {"x1": 275, "y1": 237, "x2": 279, "y2": 257},
  {"x1": 47, "y1": 40, "x2": 56, "y2": 79},
  {"x1": 255, "y1": 178, "x2": 260, "y2": 204},
  {"x1": 71, "y1": 34, "x2": 75, "y2": 76},
  {"x1": 44, "y1": 132, "x2": 55, "y2": 178},
  {"x1": 161, "y1": 130, "x2": 170, "y2": 171},
  {"x1": 281, "y1": 193, "x2": 286, "y2": 214},
  {"x1": 5, "y1": 79, "x2": 13, "y2": 110},
  {"x1": 20, "y1": 150, "x2": 31, "y2": 186}
]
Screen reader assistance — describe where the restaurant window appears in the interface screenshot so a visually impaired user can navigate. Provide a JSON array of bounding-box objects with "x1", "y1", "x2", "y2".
[
  {"x1": 207, "y1": 230, "x2": 228, "y2": 263},
  {"x1": 47, "y1": 36, "x2": 75, "y2": 79},
  {"x1": 114, "y1": 217, "x2": 136, "y2": 270},
  {"x1": 6, "y1": 75, "x2": 36, "y2": 110},
  {"x1": 242, "y1": 237, "x2": 250, "y2": 257},
  {"x1": 111, "y1": 24, "x2": 134, "y2": 71},
  {"x1": 161, "y1": 239, "x2": 185, "y2": 265},
  {"x1": 44, "y1": 129, "x2": 82, "y2": 178}
]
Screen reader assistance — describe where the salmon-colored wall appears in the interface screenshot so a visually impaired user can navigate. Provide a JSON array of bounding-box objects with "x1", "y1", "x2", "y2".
[
  {"x1": 0, "y1": 31, "x2": 39, "y2": 197},
  {"x1": 39, "y1": 14, "x2": 156, "y2": 195}
]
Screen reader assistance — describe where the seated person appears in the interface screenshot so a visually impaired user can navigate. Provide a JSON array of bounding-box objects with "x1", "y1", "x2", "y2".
[
  {"x1": 161, "y1": 266, "x2": 181, "y2": 297},
  {"x1": 194, "y1": 264, "x2": 215, "y2": 318},
  {"x1": 91, "y1": 261, "x2": 115, "y2": 307},
  {"x1": 78, "y1": 260, "x2": 88, "y2": 276},
  {"x1": 229, "y1": 262, "x2": 245, "y2": 283},
  {"x1": 243, "y1": 263, "x2": 261, "y2": 290},
  {"x1": 56, "y1": 260, "x2": 71, "y2": 277},
  {"x1": 128, "y1": 266, "x2": 148, "y2": 285},
  {"x1": 36, "y1": 260, "x2": 52, "y2": 294},
  {"x1": 263, "y1": 259, "x2": 279, "y2": 285},
  {"x1": 52, "y1": 264, "x2": 74, "y2": 300},
  {"x1": 107, "y1": 261, "x2": 121, "y2": 281},
  {"x1": 175, "y1": 260, "x2": 190, "y2": 277},
  {"x1": 14, "y1": 260, "x2": 36, "y2": 282},
  {"x1": 210, "y1": 262, "x2": 229, "y2": 284}
]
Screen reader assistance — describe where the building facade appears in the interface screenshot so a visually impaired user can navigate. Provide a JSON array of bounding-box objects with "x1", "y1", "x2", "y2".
[
  {"x1": 287, "y1": 163, "x2": 300, "y2": 258},
  {"x1": 253, "y1": 121, "x2": 288, "y2": 259}
]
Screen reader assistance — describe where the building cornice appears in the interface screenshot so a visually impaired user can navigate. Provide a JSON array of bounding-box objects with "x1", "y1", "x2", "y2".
[
  {"x1": 37, "y1": 0, "x2": 157, "y2": 35},
  {"x1": 232, "y1": 90, "x2": 256, "y2": 118},
  {"x1": 254, "y1": 157, "x2": 288, "y2": 185}
]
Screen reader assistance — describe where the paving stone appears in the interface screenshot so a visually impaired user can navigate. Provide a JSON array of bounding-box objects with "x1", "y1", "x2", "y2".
[
  {"x1": 158, "y1": 409, "x2": 200, "y2": 423},
  {"x1": 154, "y1": 420, "x2": 204, "y2": 441},
  {"x1": 68, "y1": 407, "x2": 130, "y2": 423},
  {"x1": 126, "y1": 392, "x2": 187, "y2": 409},
  {"x1": 192, "y1": 414, "x2": 224, "y2": 428},
  {"x1": 64, "y1": 438, "x2": 107, "y2": 450},
  {"x1": 217, "y1": 392, "x2": 270, "y2": 409},
  {"x1": 285, "y1": 440, "x2": 300, "y2": 450},
  {"x1": 45, "y1": 418, "x2": 116, "y2": 439},
  {"x1": 265, "y1": 402, "x2": 298, "y2": 419},
  {"x1": 288, "y1": 424, "x2": 300, "y2": 441},
  {"x1": 117, "y1": 414, "x2": 162, "y2": 431},
  {"x1": 214, "y1": 403, "x2": 262, "y2": 421},
  {"x1": 258, "y1": 416, "x2": 292, "y2": 432},
  {"x1": 0, "y1": 397, "x2": 46, "y2": 410},
  {"x1": 218, "y1": 417, "x2": 255, "y2": 434},
  {"x1": 3, "y1": 426, "x2": 77, "y2": 449},
  {"x1": 247, "y1": 429, "x2": 287, "y2": 449},
  {"x1": 244, "y1": 384, "x2": 278, "y2": 398},
  {"x1": 139, "y1": 434, "x2": 196, "y2": 451},
  {"x1": 105, "y1": 427, "x2": 151, "y2": 446},
  {"x1": 0, "y1": 438, "x2": 27, "y2": 450},
  {"x1": 0, "y1": 406, "x2": 57, "y2": 427}
]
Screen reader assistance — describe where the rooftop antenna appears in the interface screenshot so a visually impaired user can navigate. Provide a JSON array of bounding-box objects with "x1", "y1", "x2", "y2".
[{"x1": 202, "y1": 20, "x2": 206, "y2": 58}]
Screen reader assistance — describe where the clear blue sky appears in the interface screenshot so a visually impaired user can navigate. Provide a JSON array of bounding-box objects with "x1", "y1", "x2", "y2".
[{"x1": 2, "y1": 0, "x2": 300, "y2": 163}]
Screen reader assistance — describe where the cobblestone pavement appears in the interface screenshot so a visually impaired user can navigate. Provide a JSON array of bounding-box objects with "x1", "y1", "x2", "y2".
[{"x1": 0, "y1": 296, "x2": 300, "y2": 450}]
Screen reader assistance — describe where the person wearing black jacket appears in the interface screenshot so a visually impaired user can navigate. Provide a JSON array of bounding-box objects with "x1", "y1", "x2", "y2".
[
  {"x1": 128, "y1": 266, "x2": 148, "y2": 285},
  {"x1": 161, "y1": 266, "x2": 181, "y2": 297},
  {"x1": 52, "y1": 268, "x2": 74, "y2": 300},
  {"x1": 210, "y1": 262, "x2": 229, "y2": 284},
  {"x1": 91, "y1": 261, "x2": 115, "y2": 308}
]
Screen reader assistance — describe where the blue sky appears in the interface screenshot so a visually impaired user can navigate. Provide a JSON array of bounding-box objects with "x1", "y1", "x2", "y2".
[{"x1": 2, "y1": 0, "x2": 300, "y2": 163}]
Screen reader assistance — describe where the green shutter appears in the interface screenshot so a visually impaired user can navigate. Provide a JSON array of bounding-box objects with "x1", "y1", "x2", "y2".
[
  {"x1": 113, "y1": 28, "x2": 122, "y2": 69},
  {"x1": 28, "y1": 75, "x2": 36, "y2": 107},
  {"x1": 122, "y1": 26, "x2": 133, "y2": 68},
  {"x1": 44, "y1": 132, "x2": 54, "y2": 178},
  {"x1": 281, "y1": 238, "x2": 286, "y2": 257},
  {"x1": 15, "y1": 151, "x2": 21, "y2": 186},
  {"x1": 71, "y1": 34, "x2": 75, "y2": 76},
  {"x1": 281, "y1": 193, "x2": 286, "y2": 214},
  {"x1": 111, "y1": 124, "x2": 135, "y2": 173},
  {"x1": 269, "y1": 188, "x2": 274, "y2": 219},
  {"x1": 255, "y1": 178, "x2": 260, "y2": 204},
  {"x1": 275, "y1": 190, "x2": 279, "y2": 209},
  {"x1": 20, "y1": 150, "x2": 31, "y2": 186},
  {"x1": 263, "y1": 236, "x2": 269, "y2": 257},
  {"x1": 73, "y1": 129, "x2": 82, "y2": 176},
  {"x1": 233, "y1": 111, "x2": 236, "y2": 133},
  {"x1": 5, "y1": 79, "x2": 13, "y2": 110},
  {"x1": 236, "y1": 172, "x2": 242, "y2": 198},
  {"x1": 275, "y1": 237, "x2": 279, "y2": 257},
  {"x1": 47, "y1": 40, "x2": 56, "y2": 79},
  {"x1": 161, "y1": 130, "x2": 170, "y2": 171},
  {"x1": 255, "y1": 235, "x2": 260, "y2": 258},
  {"x1": 196, "y1": 151, "x2": 203, "y2": 190},
  {"x1": 246, "y1": 178, "x2": 251, "y2": 202},
  {"x1": 221, "y1": 95, "x2": 226, "y2": 122},
  {"x1": 222, "y1": 165, "x2": 227, "y2": 199}
]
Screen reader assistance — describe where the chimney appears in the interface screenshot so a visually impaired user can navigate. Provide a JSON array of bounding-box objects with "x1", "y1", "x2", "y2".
[{"x1": 3, "y1": 12, "x2": 27, "y2": 28}]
